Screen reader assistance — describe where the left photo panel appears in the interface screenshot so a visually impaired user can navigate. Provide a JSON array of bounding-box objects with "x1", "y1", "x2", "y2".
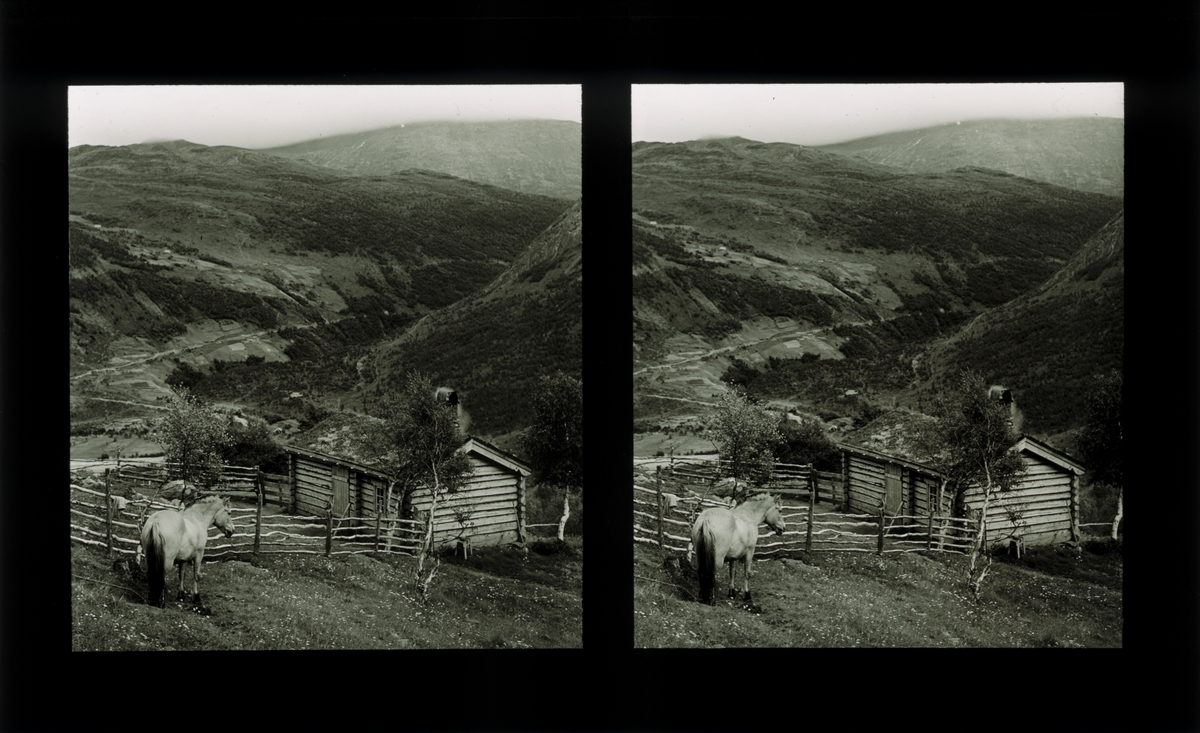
[{"x1": 69, "y1": 84, "x2": 583, "y2": 649}]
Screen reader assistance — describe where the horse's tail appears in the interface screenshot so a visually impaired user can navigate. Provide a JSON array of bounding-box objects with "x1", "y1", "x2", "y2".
[
  {"x1": 694, "y1": 517, "x2": 717, "y2": 605},
  {"x1": 144, "y1": 521, "x2": 166, "y2": 607}
]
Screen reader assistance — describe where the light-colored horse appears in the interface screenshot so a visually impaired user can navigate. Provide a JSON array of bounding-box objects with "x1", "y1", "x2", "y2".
[
  {"x1": 690, "y1": 493, "x2": 786, "y2": 606},
  {"x1": 140, "y1": 495, "x2": 234, "y2": 607}
]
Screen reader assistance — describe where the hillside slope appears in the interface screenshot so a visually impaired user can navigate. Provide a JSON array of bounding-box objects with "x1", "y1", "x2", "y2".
[
  {"x1": 816, "y1": 117, "x2": 1124, "y2": 197},
  {"x1": 69, "y1": 140, "x2": 573, "y2": 428},
  {"x1": 365, "y1": 202, "x2": 583, "y2": 436},
  {"x1": 633, "y1": 137, "x2": 1121, "y2": 358},
  {"x1": 920, "y1": 210, "x2": 1124, "y2": 438},
  {"x1": 632, "y1": 136, "x2": 1122, "y2": 437},
  {"x1": 262, "y1": 120, "x2": 581, "y2": 200}
]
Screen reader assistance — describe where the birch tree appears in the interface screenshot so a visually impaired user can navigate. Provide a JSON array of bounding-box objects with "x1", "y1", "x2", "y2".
[
  {"x1": 707, "y1": 386, "x2": 782, "y2": 487},
  {"x1": 913, "y1": 370, "x2": 1025, "y2": 601},
  {"x1": 152, "y1": 387, "x2": 232, "y2": 490},
  {"x1": 521, "y1": 373, "x2": 583, "y2": 541},
  {"x1": 358, "y1": 372, "x2": 470, "y2": 599}
]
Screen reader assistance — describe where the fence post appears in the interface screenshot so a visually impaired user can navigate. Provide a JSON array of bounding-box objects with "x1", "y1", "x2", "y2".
[
  {"x1": 375, "y1": 514, "x2": 382, "y2": 553},
  {"x1": 655, "y1": 466, "x2": 666, "y2": 552},
  {"x1": 254, "y1": 466, "x2": 263, "y2": 557},
  {"x1": 104, "y1": 468, "x2": 113, "y2": 560},
  {"x1": 326, "y1": 504, "x2": 333, "y2": 557},
  {"x1": 289, "y1": 452, "x2": 297, "y2": 513},
  {"x1": 877, "y1": 503, "x2": 885, "y2": 555},
  {"x1": 927, "y1": 511, "x2": 934, "y2": 552},
  {"x1": 805, "y1": 474, "x2": 815, "y2": 553},
  {"x1": 517, "y1": 474, "x2": 528, "y2": 544}
]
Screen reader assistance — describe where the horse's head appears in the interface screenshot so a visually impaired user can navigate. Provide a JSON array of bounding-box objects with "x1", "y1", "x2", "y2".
[
  {"x1": 764, "y1": 495, "x2": 787, "y2": 534},
  {"x1": 214, "y1": 497, "x2": 235, "y2": 539}
]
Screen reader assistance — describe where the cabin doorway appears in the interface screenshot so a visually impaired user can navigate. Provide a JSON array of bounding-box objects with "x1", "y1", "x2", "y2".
[{"x1": 331, "y1": 465, "x2": 350, "y2": 516}]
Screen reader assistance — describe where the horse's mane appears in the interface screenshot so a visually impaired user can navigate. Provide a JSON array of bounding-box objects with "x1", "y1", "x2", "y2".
[{"x1": 186, "y1": 495, "x2": 227, "y2": 510}]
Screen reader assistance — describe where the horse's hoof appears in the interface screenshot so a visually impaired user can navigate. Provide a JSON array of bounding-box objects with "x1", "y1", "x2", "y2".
[{"x1": 192, "y1": 593, "x2": 202, "y2": 604}]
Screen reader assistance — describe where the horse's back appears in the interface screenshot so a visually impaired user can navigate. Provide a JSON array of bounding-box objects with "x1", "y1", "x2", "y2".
[
  {"x1": 692, "y1": 507, "x2": 741, "y2": 558},
  {"x1": 141, "y1": 509, "x2": 174, "y2": 542},
  {"x1": 142, "y1": 509, "x2": 192, "y2": 560}
]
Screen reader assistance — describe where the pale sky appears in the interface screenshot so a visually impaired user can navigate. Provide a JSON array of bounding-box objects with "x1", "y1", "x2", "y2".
[
  {"x1": 68, "y1": 85, "x2": 582, "y2": 149},
  {"x1": 632, "y1": 83, "x2": 1124, "y2": 146}
]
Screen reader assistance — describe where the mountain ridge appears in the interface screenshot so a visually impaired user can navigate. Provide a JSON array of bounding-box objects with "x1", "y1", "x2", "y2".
[
  {"x1": 815, "y1": 117, "x2": 1124, "y2": 197},
  {"x1": 261, "y1": 119, "x2": 581, "y2": 200}
]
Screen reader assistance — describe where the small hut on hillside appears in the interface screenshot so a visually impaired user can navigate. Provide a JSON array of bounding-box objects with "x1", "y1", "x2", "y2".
[
  {"x1": 838, "y1": 434, "x2": 1084, "y2": 549},
  {"x1": 283, "y1": 437, "x2": 531, "y2": 548}
]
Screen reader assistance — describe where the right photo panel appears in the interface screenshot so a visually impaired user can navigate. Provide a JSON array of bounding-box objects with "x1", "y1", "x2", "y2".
[{"x1": 632, "y1": 83, "x2": 1124, "y2": 648}]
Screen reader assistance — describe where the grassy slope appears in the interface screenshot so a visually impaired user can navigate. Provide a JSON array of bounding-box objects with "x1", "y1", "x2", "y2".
[
  {"x1": 72, "y1": 537, "x2": 582, "y2": 650},
  {"x1": 634, "y1": 541, "x2": 1121, "y2": 648}
]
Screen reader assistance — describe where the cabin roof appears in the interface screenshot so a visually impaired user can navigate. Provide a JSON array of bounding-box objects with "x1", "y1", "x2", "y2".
[
  {"x1": 837, "y1": 442, "x2": 947, "y2": 479},
  {"x1": 283, "y1": 436, "x2": 531, "y2": 479},
  {"x1": 1013, "y1": 435, "x2": 1085, "y2": 475},
  {"x1": 461, "y1": 436, "x2": 532, "y2": 476},
  {"x1": 839, "y1": 434, "x2": 1085, "y2": 478}
]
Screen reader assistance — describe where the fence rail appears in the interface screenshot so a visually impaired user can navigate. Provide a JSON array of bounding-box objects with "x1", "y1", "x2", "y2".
[
  {"x1": 71, "y1": 477, "x2": 423, "y2": 564},
  {"x1": 633, "y1": 470, "x2": 976, "y2": 558}
]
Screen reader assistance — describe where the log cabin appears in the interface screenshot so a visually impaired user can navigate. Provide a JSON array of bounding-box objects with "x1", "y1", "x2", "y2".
[
  {"x1": 838, "y1": 435, "x2": 1084, "y2": 548},
  {"x1": 283, "y1": 437, "x2": 531, "y2": 548}
]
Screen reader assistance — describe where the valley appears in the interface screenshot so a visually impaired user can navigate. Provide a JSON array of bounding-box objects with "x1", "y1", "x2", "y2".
[
  {"x1": 69, "y1": 124, "x2": 581, "y2": 461},
  {"x1": 632, "y1": 122, "x2": 1123, "y2": 455}
]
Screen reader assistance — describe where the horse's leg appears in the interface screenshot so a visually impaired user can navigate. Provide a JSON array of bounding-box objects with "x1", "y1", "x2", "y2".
[
  {"x1": 728, "y1": 559, "x2": 737, "y2": 599},
  {"x1": 742, "y1": 547, "x2": 755, "y2": 604},
  {"x1": 177, "y1": 560, "x2": 186, "y2": 601},
  {"x1": 192, "y1": 548, "x2": 204, "y2": 604}
]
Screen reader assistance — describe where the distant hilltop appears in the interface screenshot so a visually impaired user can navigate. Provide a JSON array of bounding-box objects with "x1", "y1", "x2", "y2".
[
  {"x1": 261, "y1": 119, "x2": 581, "y2": 201},
  {"x1": 815, "y1": 117, "x2": 1123, "y2": 198}
]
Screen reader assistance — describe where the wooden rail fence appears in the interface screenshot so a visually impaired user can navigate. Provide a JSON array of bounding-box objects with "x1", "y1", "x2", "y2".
[
  {"x1": 634, "y1": 465, "x2": 975, "y2": 558},
  {"x1": 71, "y1": 472, "x2": 423, "y2": 564},
  {"x1": 647, "y1": 456, "x2": 846, "y2": 508}
]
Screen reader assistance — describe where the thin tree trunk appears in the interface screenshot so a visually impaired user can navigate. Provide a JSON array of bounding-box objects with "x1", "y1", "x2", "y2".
[
  {"x1": 558, "y1": 491, "x2": 570, "y2": 541},
  {"x1": 1111, "y1": 486, "x2": 1123, "y2": 541},
  {"x1": 967, "y1": 464, "x2": 995, "y2": 601},
  {"x1": 416, "y1": 464, "x2": 442, "y2": 600}
]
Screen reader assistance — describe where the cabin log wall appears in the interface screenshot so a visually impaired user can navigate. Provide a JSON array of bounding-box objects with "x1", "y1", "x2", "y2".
[
  {"x1": 283, "y1": 444, "x2": 527, "y2": 550},
  {"x1": 961, "y1": 452, "x2": 1078, "y2": 547}
]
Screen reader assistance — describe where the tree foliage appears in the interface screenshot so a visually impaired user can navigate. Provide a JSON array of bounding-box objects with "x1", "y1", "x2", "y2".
[
  {"x1": 358, "y1": 372, "x2": 471, "y2": 520},
  {"x1": 911, "y1": 370, "x2": 1025, "y2": 600},
  {"x1": 152, "y1": 388, "x2": 233, "y2": 488},
  {"x1": 775, "y1": 413, "x2": 839, "y2": 471},
  {"x1": 1075, "y1": 370, "x2": 1122, "y2": 488},
  {"x1": 521, "y1": 372, "x2": 584, "y2": 492},
  {"x1": 706, "y1": 387, "x2": 783, "y2": 483},
  {"x1": 222, "y1": 418, "x2": 287, "y2": 474},
  {"x1": 913, "y1": 370, "x2": 1025, "y2": 512},
  {"x1": 356, "y1": 372, "x2": 471, "y2": 599}
]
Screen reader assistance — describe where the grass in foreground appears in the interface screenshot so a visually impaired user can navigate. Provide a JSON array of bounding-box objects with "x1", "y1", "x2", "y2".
[
  {"x1": 634, "y1": 540, "x2": 1121, "y2": 647},
  {"x1": 72, "y1": 537, "x2": 582, "y2": 650}
]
